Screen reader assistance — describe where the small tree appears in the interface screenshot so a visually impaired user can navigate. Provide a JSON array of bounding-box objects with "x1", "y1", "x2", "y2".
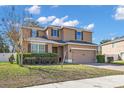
[
  {"x1": 0, "y1": 6, "x2": 33, "y2": 66},
  {"x1": 0, "y1": 35, "x2": 10, "y2": 53},
  {"x1": 9, "y1": 54, "x2": 15, "y2": 64}
]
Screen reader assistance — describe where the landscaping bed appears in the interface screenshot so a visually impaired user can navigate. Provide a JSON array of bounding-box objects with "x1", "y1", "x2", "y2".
[
  {"x1": 112, "y1": 61, "x2": 124, "y2": 65},
  {"x1": 0, "y1": 62, "x2": 124, "y2": 88}
]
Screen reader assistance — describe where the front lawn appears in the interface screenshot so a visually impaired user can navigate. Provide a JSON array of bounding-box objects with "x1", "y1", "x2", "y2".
[
  {"x1": 112, "y1": 61, "x2": 124, "y2": 65},
  {"x1": 0, "y1": 62, "x2": 124, "y2": 88}
]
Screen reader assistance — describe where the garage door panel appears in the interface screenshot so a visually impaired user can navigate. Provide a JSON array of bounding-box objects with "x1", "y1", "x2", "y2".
[{"x1": 72, "y1": 50, "x2": 96, "y2": 63}]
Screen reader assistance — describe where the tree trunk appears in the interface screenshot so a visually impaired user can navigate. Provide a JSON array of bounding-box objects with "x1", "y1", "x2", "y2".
[{"x1": 20, "y1": 52, "x2": 23, "y2": 66}]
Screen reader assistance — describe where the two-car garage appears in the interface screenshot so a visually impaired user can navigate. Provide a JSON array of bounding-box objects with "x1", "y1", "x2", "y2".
[{"x1": 71, "y1": 48, "x2": 97, "y2": 64}]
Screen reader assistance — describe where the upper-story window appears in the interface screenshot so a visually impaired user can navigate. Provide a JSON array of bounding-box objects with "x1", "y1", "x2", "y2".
[
  {"x1": 76, "y1": 32, "x2": 82, "y2": 41},
  {"x1": 51, "y1": 29, "x2": 59, "y2": 37},
  {"x1": 32, "y1": 29, "x2": 37, "y2": 37}
]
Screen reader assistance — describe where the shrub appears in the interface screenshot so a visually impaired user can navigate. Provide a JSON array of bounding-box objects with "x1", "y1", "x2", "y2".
[
  {"x1": 17, "y1": 53, "x2": 58, "y2": 65},
  {"x1": 96, "y1": 55, "x2": 105, "y2": 63},
  {"x1": 107, "y1": 57, "x2": 114, "y2": 63},
  {"x1": 9, "y1": 54, "x2": 15, "y2": 64}
]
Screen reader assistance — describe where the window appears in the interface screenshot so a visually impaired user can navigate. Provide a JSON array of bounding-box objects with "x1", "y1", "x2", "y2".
[
  {"x1": 112, "y1": 43, "x2": 115, "y2": 48},
  {"x1": 39, "y1": 45, "x2": 45, "y2": 53},
  {"x1": 51, "y1": 29, "x2": 59, "y2": 37},
  {"x1": 32, "y1": 29, "x2": 37, "y2": 37},
  {"x1": 31, "y1": 44, "x2": 45, "y2": 53},
  {"x1": 76, "y1": 32, "x2": 82, "y2": 40}
]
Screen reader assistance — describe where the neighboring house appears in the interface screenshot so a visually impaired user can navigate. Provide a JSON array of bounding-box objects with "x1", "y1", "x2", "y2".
[
  {"x1": 101, "y1": 37, "x2": 124, "y2": 61},
  {"x1": 21, "y1": 25, "x2": 97, "y2": 64}
]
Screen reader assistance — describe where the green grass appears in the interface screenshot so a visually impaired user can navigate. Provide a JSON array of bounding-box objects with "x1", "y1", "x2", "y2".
[
  {"x1": 0, "y1": 62, "x2": 124, "y2": 88},
  {"x1": 116, "y1": 86, "x2": 124, "y2": 88},
  {"x1": 112, "y1": 61, "x2": 124, "y2": 65}
]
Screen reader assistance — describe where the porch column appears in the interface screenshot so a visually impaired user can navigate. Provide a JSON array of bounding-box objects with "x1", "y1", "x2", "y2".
[
  {"x1": 64, "y1": 45, "x2": 72, "y2": 63},
  {"x1": 47, "y1": 44, "x2": 52, "y2": 53}
]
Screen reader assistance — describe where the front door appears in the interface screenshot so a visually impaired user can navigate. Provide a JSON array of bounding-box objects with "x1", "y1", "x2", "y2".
[{"x1": 52, "y1": 47, "x2": 58, "y2": 53}]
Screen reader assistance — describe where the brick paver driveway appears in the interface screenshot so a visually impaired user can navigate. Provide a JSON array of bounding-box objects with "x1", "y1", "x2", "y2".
[{"x1": 85, "y1": 63, "x2": 124, "y2": 71}]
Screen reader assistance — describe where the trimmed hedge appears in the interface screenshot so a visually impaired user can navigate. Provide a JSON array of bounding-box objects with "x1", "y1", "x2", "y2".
[
  {"x1": 96, "y1": 55, "x2": 105, "y2": 63},
  {"x1": 16, "y1": 53, "x2": 59, "y2": 65}
]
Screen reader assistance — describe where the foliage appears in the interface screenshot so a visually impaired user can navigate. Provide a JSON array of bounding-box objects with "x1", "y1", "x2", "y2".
[
  {"x1": 112, "y1": 61, "x2": 124, "y2": 65},
  {"x1": 96, "y1": 55, "x2": 105, "y2": 63},
  {"x1": 107, "y1": 57, "x2": 114, "y2": 63},
  {"x1": 0, "y1": 6, "x2": 40, "y2": 65},
  {"x1": 16, "y1": 53, "x2": 58, "y2": 65},
  {"x1": 16, "y1": 53, "x2": 19, "y2": 64},
  {"x1": 0, "y1": 35, "x2": 10, "y2": 53},
  {"x1": 9, "y1": 54, "x2": 15, "y2": 64},
  {"x1": 100, "y1": 39, "x2": 111, "y2": 44}
]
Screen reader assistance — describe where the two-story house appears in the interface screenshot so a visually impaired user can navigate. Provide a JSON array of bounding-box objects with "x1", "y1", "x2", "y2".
[
  {"x1": 101, "y1": 37, "x2": 124, "y2": 61},
  {"x1": 21, "y1": 25, "x2": 97, "y2": 64}
]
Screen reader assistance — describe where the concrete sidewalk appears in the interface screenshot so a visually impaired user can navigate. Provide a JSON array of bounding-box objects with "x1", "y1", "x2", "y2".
[{"x1": 27, "y1": 75, "x2": 124, "y2": 88}]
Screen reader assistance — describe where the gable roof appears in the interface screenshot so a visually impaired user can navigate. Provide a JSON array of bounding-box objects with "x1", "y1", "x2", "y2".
[
  {"x1": 28, "y1": 37, "x2": 97, "y2": 46},
  {"x1": 101, "y1": 36, "x2": 124, "y2": 46},
  {"x1": 46, "y1": 25, "x2": 92, "y2": 33},
  {"x1": 67, "y1": 40, "x2": 97, "y2": 46},
  {"x1": 21, "y1": 25, "x2": 92, "y2": 33}
]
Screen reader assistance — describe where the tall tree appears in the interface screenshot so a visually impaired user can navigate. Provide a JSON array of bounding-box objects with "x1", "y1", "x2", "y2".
[{"x1": 0, "y1": 6, "x2": 33, "y2": 65}]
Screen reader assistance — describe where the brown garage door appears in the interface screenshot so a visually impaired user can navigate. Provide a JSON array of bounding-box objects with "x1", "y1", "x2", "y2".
[{"x1": 72, "y1": 50, "x2": 96, "y2": 64}]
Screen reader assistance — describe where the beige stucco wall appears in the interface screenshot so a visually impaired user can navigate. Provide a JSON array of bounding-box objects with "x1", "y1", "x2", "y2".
[
  {"x1": 62, "y1": 28, "x2": 76, "y2": 41},
  {"x1": 101, "y1": 40, "x2": 124, "y2": 60},
  {"x1": 83, "y1": 32, "x2": 92, "y2": 42},
  {"x1": 47, "y1": 43, "x2": 52, "y2": 53},
  {"x1": 38, "y1": 30, "x2": 45, "y2": 37},
  {"x1": 22, "y1": 28, "x2": 31, "y2": 39}
]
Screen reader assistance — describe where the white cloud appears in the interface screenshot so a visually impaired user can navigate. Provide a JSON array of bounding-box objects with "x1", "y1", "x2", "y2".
[
  {"x1": 51, "y1": 16, "x2": 68, "y2": 26},
  {"x1": 84, "y1": 23, "x2": 95, "y2": 31},
  {"x1": 51, "y1": 5, "x2": 59, "y2": 8},
  {"x1": 113, "y1": 6, "x2": 124, "y2": 20},
  {"x1": 25, "y1": 5, "x2": 41, "y2": 14},
  {"x1": 24, "y1": 17, "x2": 33, "y2": 21},
  {"x1": 37, "y1": 15, "x2": 79, "y2": 27},
  {"x1": 37, "y1": 17, "x2": 47, "y2": 24},
  {"x1": 63, "y1": 20, "x2": 79, "y2": 26},
  {"x1": 47, "y1": 16, "x2": 56, "y2": 21},
  {"x1": 51, "y1": 15, "x2": 79, "y2": 26},
  {"x1": 109, "y1": 32, "x2": 117, "y2": 36},
  {"x1": 37, "y1": 16, "x2": 56, "y2": 24}
]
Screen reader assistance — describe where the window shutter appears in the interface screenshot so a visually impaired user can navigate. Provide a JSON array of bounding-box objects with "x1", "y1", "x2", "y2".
[
  {"x1": 45, "y1": 45, "x2": 48, "y2": 53},
  {"x1": 37, "y1": 31, "x2": 39, "y2": 37},
  {"x1": 57, "y1": 30, "x2": 59, "y2": 37},
  {"x1": 30, "y1": 30, "x2": 32, "y2": 37},
  {"x1": 28, "y1": 43, "x2": 31, "y2": 52},
  {"x1": 51, "y1": 29, "x2": 53, "y2": 36},
  {"x1": 82, "y1": 32, "x2": 83, "y2": 40},
  {"x1": 75, "y1": 31, "x2": 77, "y2": 40}
]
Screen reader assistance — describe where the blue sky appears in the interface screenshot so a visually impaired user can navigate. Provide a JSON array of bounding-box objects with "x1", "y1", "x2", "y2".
[{"x1": 0, "y1": 5, "x2": 124, "y2": 44}]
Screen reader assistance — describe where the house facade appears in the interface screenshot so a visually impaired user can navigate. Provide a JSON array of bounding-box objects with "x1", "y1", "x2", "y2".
[
  {"x1": 21, "y1": 25, "x2": 97, "y2": 64},
  {"x1": 101, "y1": 37, "x2": 124, "y2": 61}
]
